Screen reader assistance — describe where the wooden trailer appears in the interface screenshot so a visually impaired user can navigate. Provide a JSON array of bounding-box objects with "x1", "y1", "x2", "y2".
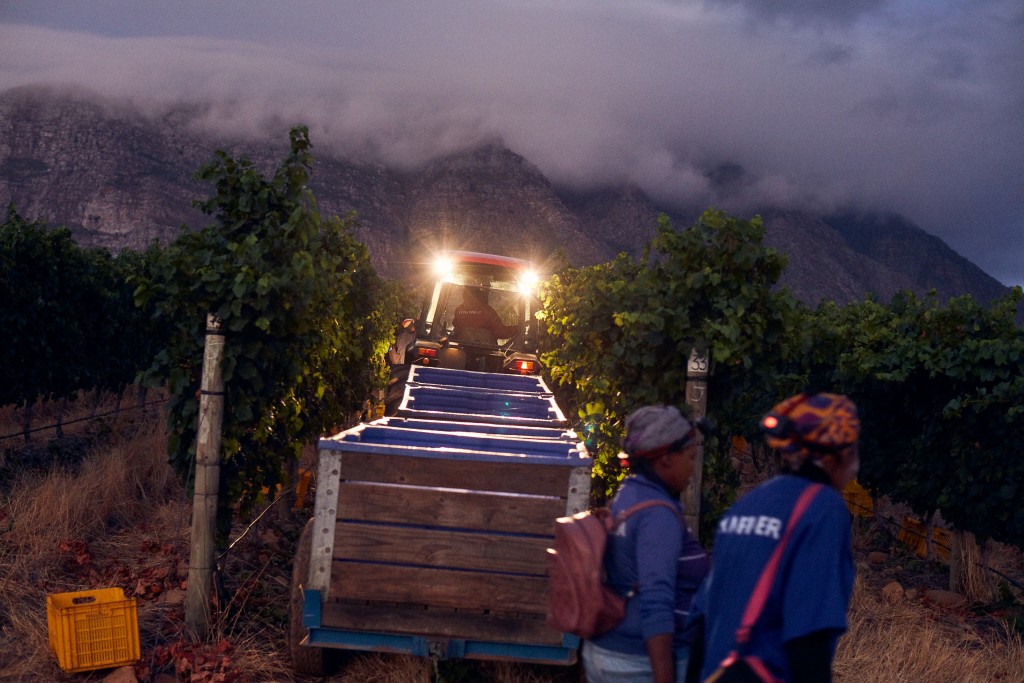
[{"x1": 289, "y1": 366, "x2": 591, "y2": 675}]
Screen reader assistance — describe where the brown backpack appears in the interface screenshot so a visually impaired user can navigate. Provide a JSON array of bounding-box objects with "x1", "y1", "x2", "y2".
[{"x1": 545, "y1": 499, "x2": 683, "y2": 638}]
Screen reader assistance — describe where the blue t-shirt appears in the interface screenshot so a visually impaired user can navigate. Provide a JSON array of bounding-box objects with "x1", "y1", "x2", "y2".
[
  {"x1": 691, "y1": 475, "x2": 854, "y2": 682},
  {"x1": 589, "y1": 474, "x2": 710, "y2": 655}
]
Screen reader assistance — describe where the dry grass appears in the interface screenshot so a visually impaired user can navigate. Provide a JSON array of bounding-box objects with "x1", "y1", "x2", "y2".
[
  {"x1": 836, "y1": 575, "x2": 1024, "y2": 682},
  {"x1": 335, "y1": 653, "x2": 432, "y2": 682},
  {"x1": 2, "y1": 399, "x2": 1023, "y2": 682},
  {"x1": 0, "y1": 398, "x2": 189, "y2": 682},
  {"x1": 322, "y1": 655, "x2": 579, "y2": 683},
  {"x1": 3, "y1": 430, "x2": 179, "y2": 564}
]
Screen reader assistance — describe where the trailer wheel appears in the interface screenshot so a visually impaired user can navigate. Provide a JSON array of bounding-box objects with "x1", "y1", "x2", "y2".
[{"x1": 289, "y1": 518, "x2": 326, "y2": 677}]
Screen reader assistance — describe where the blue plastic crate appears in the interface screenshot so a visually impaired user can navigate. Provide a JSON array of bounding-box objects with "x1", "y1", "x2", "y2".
[
  {"x1": 396, "y1": 385, "x2": 566, "y2": 426},
  {"x1": 369, "y1": 417, "x2": 578, "y2": 441},
  {"x1": 406, "y1": 365, "x2": 552, "y2": 394},
  {"x1": 337, "y1": 423, "x2": 587, "y2": 460}
]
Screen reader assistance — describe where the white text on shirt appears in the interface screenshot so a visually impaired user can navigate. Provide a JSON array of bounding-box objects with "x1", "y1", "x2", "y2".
[{"x1": 718, "y1": 514, "x2": 782, "y2": 539}]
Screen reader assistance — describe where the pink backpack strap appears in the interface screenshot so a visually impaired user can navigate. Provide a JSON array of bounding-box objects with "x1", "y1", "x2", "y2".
[
  {"x1": 734, "y1": 483, "x2": 823, "y2": 646},
  {"x1": 609, "y1": 498, "x2": 689, "y2": 599},
  {"x1": 612, "y1": 498, "x2": 686, "y2": 531}
]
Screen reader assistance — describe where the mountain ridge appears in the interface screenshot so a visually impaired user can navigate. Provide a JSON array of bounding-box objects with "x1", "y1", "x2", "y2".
[{"x1": 0, "y1": 85, "x2": 1010, "y2": 307}]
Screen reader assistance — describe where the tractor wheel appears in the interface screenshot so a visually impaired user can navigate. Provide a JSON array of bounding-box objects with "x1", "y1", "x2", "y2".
[{"x1": 289, "y1": 518, "x2": 326, "y2": 677}]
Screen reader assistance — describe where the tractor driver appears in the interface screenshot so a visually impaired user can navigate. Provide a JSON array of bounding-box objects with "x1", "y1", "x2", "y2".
[{"x1": 451, "y1": 285, "x2": 520, "y2": 345}]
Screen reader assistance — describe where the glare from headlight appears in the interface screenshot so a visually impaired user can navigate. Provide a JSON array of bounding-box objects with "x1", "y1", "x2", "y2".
[
  {"x1": 433, "y1": 256, "x2": 454, "y2": 280},
  {"x1": 519, "y1": 269, "x2": 540, "y2": 294}
]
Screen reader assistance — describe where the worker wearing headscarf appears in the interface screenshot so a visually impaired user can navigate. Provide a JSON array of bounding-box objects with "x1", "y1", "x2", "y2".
[
  {"x1": 584, "y1": 405, "x2": 710, "y2": 683},
  {"x1": 687, "y1": 393, "x2": 861, "y2": 683}
]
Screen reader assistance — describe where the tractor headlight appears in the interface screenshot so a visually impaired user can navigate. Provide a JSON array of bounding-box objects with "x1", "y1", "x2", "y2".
[
  {"x1": 518, "y1": 269, "x2": 540, "y2": 295},
  {"x1": 433, "y1": 255, "x2": 454, "y2": 281}
]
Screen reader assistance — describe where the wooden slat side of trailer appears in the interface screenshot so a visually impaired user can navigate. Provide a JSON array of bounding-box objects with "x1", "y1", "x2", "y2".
[
  {"x1": 336, "y1": 480, "x2": 564, "y2": 535},
  {"x1": 333, "y1": 522, "x2": 550, "y2": 575},
  {"x1": 338, "y1": 450, "x2": 572, "y2": 497},
  {"x1": 329, "y1": 563, "x2": 550, "y2": 614},
  {"x1": 318, "y1": 447, "x2": 576, "y2": 642}
]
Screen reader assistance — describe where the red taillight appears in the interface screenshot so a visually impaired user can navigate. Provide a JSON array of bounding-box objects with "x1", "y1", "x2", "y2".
[
  {"x1": 418, "y1": 348, "x2": 437, "y2": 358},
  {"x1": 516, "y1": 360, "x2": 535, "y2": 373}
]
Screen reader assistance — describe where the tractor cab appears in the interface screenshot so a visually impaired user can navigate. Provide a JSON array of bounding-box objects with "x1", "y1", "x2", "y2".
[{"x1": 386, "y1": 250, "x2": 544, "y2": 382}]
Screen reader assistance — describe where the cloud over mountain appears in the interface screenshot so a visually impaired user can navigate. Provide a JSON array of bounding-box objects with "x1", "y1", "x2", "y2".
[{"x1": 1, "y1": 1, "x2": 1021, "y2": 285}]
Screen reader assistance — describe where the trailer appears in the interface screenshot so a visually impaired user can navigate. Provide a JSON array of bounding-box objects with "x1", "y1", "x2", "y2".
[{"x1": 288, "y1": 364, "x2": 591, "y2": 675}]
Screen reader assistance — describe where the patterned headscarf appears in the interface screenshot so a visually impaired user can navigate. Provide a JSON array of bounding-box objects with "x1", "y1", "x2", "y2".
[
  {"x1": 763, "y1": 393, "x2": 860, "y2": 471},
  {"x1": 620, "y1": 405, "x2": 694, "y2": 460}
]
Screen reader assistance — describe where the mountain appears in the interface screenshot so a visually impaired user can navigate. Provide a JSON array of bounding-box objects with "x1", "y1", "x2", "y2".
[{"x1": 0, "y1": 85, "x2": 1011, "y2": 307}]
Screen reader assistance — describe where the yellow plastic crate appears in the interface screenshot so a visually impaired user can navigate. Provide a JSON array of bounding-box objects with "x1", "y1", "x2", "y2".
[
  {"x1": 295, "y1": 467, "x2": 312, "y2": 508},
  {"x1": 842, "y1": 480, "x2": 874, "y2": 518},
  {"x1": 897, "y1": 516, "x2": 951, "y2": 562},
  {"x1": 47, "y1": 588, "x2": 140, "y2": 673},
  {"x1": 261, "y1": 466, "x2": 313, "y2": 509}
]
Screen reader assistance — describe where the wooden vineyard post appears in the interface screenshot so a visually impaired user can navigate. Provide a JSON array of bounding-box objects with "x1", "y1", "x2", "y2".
[
  {"x1": 682, "y1": 349, "x2": 709, "y2": 541},
  {"x1": 951, "y1": 530, "x2": 995, "y2": 603},
  {"x1": 186, "y1": 314, "x2": 226, "y2": 638}
]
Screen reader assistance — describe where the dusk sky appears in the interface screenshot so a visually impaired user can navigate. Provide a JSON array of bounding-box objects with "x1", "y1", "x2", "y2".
[{"x1": 1, "y1": 1, "x2": 1021, "y2": 287}]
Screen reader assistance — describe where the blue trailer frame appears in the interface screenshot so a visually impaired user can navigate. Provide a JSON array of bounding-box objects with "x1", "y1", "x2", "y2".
[{"x1": 300, "y1": 587, "x2": 581, "y2": 663}]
